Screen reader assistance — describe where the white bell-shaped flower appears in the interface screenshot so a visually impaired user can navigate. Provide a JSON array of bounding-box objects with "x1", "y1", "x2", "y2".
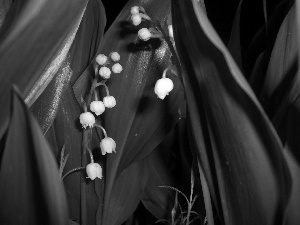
[
  {"x1": 103, "y1": 96, "x2": 116, "y2": 108},
  {"x1": 111, "y1": 52, "x2": 120, "y2": 61},
  {"x1": 130, "y1": 6, "x2": 139, "y2": 15},
  {"x1": 154, "y1": 77, "x2": 174, "y2": 100},
  {"x1": 99, "y1": 66, "x2": 111, "y2": 79},
  {"x1": 131, "y1": 14, "x2": 142, "y2": 26},
  {"x1": 96, "y1": 54, "x2": 107, "y2": 65},
  {"x1": 138, "y1": 28, "x2": 151, "y2": 41},
  {"x1": 112, "y1": 63, "x2": 123, "y2": 73},
  {"x1": 86, "y1": 163, "x2": 103, "y2": 180},
  {"x1": 90, "y1": 101, "x2": 105, "y2": 116},
  {"x1": 100, "y1": 137, "x2": 116, "y2": 155},
  {"x1": 79, "y1": 112, "x2": 96, "y2": 128}
]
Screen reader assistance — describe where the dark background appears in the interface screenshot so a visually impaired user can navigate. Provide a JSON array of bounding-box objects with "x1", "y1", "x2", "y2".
[
  {"x1": 102, "y1": 0, "x2": 284, "y2": 46},
  {"x1": 101, "y1": 0, "x2": 240, "y2": 43}
]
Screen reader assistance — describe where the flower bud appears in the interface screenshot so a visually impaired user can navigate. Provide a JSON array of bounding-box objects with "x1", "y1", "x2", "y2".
[
  {"x1": 138, "y1": 28, "x2": 151, "y2": 41},
  {"x1": 90, "y1": 101, "x2": 105, "y2": 116},
  {"x1": 168, "y1": 25, "x2": 173, "y2": 38},
  {"x1": 130, "y1": 6, "x2": 139, "y2": 15},
  {"x1": 112, "y1": 63, "x2": 123, "y2": 73},
  {"x1": 79, "y1": 112, "x2": 96, "y2": 128},
  {"x1": 86, "y1": 163, "x2": 102, "y2": 180},
  {"x1": 154, "y1": 77, "x2": 174, "y2": 100},
  {"x1": 95, "y1": 54, "x2": 107, "y2": 65},
  {"x1": 131, "y1": 14, "x2": 142, "y2": 26},
  {"x1": 111, "y1": 52, "x2": 120, "y2": 61},
  {"x1": 100, "y1": 137, "x2": 116, "y2": 155},
  {"x1": 103, "y1": 96, "x2": 116, "y2": 108},
  {"x1": 99, "y1": 66, "x2": 111, "y2": 79}
]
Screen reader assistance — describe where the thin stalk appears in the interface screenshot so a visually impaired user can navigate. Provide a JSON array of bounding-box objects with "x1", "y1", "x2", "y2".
[
  {"x1": 86, "y1": 147, "x2": 94, "y2": 163},
  {"x1": 186, "y1": 168, "x2": 194, "y2": 225},
  {"x1": 263, "y1": 0, "x2": 268, "y2": 39},
  {"x1": 139, "y1": 13, "x2": 151, "y2": 20},
  {"x1": 81, "y1": 129, "x2": 88, "y2": 225},
  {"x1": 87, "y1": 79, "x2": 98, "y2": 106},
  {"x1": 94, "y1": 90, "x2": 98, "y2": 101},
  {"x1": 198, "y1": 160, "x2": 214, "y2": 225},
  {"x1": 140, "y1": 10, "x2": 181, "y2": 81},
  {"x1": 162, "y1": 66, "x2": 172, "y2": 78},
  {"x1": 152, "y1": 21, "x2": 183, "y2": 84},
  {"x1": 94, "y1": 124, "x2": 108, "y2": 138},
  {"x1": 62, "y1": 167, "x2": 85, "y2": 180},
  {"x1": 96, "y1": 82, "x2": 110, "y2": 96}
]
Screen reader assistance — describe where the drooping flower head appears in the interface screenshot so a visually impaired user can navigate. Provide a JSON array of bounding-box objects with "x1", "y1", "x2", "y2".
[
  {"x1": 131, "y1": 14, "x2": 142, "y2": 26},
  {"x1": 112, "y1": 63, "x2": 123, "y2": 74},
  {"x1": 86, "y1": 163, "x2": 103, "y2": 180},
  {"x1": 96, "y1": 54, "x2": 107, "y2": 66},
  {"x1": 110, "y1": 52, "x2": 120, "y2": 62},
  {"x1": 79, "y1": 112, "x2": 96, "y2": 128},
  {"x1": 90, "y1": 101, "x2": 105, "y2": 116},
  {"x1": 100, "y1": 137, "x2": 116, "y2": 155},
  {"x1": 138, "y1": 28, "x2": 151, "y2": 41},
  {"x1": 103, "y1": 96, "x2": 116, "y2": 108},
  {"x1": 130, "y1": 6, "x2": 139, "y2": 15},
  {"x1": 99, "y1": 66, "x2": 111, "y2": 79},
  {"x1": 154, "y1": 77, "x2": 174, "y2": 100}
]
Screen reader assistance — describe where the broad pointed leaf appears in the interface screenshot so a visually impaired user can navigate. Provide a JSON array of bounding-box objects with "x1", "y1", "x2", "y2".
[
  {"x1": 100, "y1": 0, "x2": 183, "y2": 181},
  {"x1": 27, "y1": 2, "x2": 107, "y2": 223},
  {"x1": 72, "y1": 0, "x2": 184, "y2": 224},
  {"x1": 283, "y1": 97, "x2": 300, "y2": 225},
  {"x1": 0, "y1": 0, "x2": 88, "y2": 138},
  {"x1": 141, "y1": 143, "x2": 176, "y2": 221},
  {"x1": 30, "y1": 59, "x2": 74, "y2": 134},
  {"x1": 142, "y1": 119, "x2": 204, "y2": 221},
  {"x1": 68, "y1": 0, "x2": 107, "y2": 85},
  {"x1": 29, "y1": 0, "x2": 106, "y2": 134},
  {"x1": 97, "y1": 159, "x2": 148, "y2": 225},
  {"x1": 45, "y1": 85, "x2": 83, "y2": 223},
  {"x1": 73, "y1": 0, "x2": 183, "y2": 176},
  {"x1": 0, "y1": 87, "x2": 68, "y2": 224},
  {"x1": 248, "y1": 51, "x2": 268, "y2": 95},
  {"x1": 244, "y1": 0, "x2": 293, "y2": 75},
  {"x1": 228, "y1": 0, "x2": 243, "y2": 70},
  {"x1": 172, "y1": 1, "x2": 292, "y2": 225},
  {"x1": 260, "y1": 5, "x2": 298, "y2": 122},
  {"x1": 259, "y1": 4, "x2": 300, "y2": 224}
]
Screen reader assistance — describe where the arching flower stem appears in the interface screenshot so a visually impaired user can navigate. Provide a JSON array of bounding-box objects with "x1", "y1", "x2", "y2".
[
  {"x1": 87, "y1": 78, "x2": 99, "y2": 107},
  {"x1": 94, "y1": 90, "x2": 99, "y2": 101},
  {"x1": 162, "y1": 66, "x2": 173, "y2": 78},
  {"x1": 94, "y1": 124, "x2": 108, "y2": 138},
  {"x1": 83, "y1": 102, "x2": 87, "y2": 112},
  {"x1": 62, "y1": 167, "x2": 85, "y2": 180},
  {"x1": 151, "y1": 21, "x2": 183, "y2": 84},
  {"x1": 94, "y1": 64, "x2": 99, "y2": 77},
  {"x1": 96, "y1": 82, "x2": 110, "y2": 96},
  {"x1": 86, "y1": 147, "x2": 94, "y2": 163},
  {"x1": 139, "y1": 13, "x2": 151, "y2": 21}
]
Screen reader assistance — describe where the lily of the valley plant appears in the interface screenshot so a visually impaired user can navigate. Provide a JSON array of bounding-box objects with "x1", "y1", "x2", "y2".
[{"x1": 0, "y1": 0, "x2": 299, "y2": 225}]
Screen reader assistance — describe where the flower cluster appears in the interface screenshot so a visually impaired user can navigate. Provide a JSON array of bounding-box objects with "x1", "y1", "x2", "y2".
[
  {"x1": 96, "y1": 52, "x2": 123, "y2": 79},
  {"x1": 63, "y1": 7, "x2": 179, "y2": 183},
  {"x1": 130, "y1": 6, "x2": 175, "y2": 99},
  {"x1": 130, "y1": 6, "x2": 150, "y2": 26},
  {"x1": 79, "y1": 51, "x2": 122, "y2": 180}
]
